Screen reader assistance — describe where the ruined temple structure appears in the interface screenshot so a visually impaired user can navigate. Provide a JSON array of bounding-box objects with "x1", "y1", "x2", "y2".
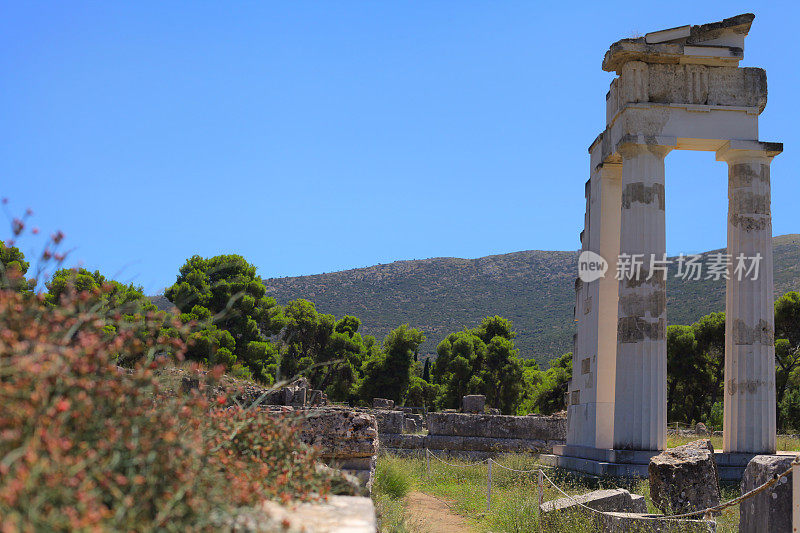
[{"x1": 542, "y1": 14, "x2": 785, "y2": 479}]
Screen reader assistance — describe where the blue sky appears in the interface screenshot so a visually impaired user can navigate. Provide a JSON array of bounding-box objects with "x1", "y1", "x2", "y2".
[{"x1": 1, "y1": 1, "x2": 798, "y2": 294}]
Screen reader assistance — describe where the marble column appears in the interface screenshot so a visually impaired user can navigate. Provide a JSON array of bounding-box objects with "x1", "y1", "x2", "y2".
[
  {"x1": 717, "y1": 140, "x2": 782, "y2": 454},
  {"x1": 595, "y1": 162, "x2": 621, "y2": 450},
  {"x1": 613, "y1": 141, "x2": 672, "y2": 451}
]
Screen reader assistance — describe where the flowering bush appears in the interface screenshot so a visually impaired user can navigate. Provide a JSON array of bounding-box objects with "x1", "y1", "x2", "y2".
[{"x1": 0, "y1": 288, "x2": 330, "y2": 531}]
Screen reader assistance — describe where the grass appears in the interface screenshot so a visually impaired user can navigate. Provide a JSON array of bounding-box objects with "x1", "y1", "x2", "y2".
[
  {"x1": 372, "y1": 453, "x2": 743, "y2": 533},
  {"x1": 375, "y1": 459, "x2": 412, "y2": 499},
  {"x1": 667, "y1": 433, "x2": 800, "y2": 451}
]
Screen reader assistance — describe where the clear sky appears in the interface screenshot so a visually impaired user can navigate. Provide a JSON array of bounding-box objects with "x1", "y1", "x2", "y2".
[{"x1": 1, "y1": 1, "x2": 798, "y2": 294}]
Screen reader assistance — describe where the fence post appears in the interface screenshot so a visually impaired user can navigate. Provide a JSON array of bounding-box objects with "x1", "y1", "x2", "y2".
[
  {"x1": 426, "y1": 449, "x2": 430, "y2": 477},
  {"x1": 793, "y1": 456, "x2": 799, "y2": 533},
  {"x1": 487, "y1": 459, "x2": 492, "y2": 512},
  {"x1": 538, "y1": 469, "x2": 544, "y2": 533}
]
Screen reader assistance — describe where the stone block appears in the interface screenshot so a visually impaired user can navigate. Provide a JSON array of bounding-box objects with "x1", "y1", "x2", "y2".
[
  {"x1": 427, "y1": 412, "x2": 566, "y2": 440},
  {"x1": 375, "y1": 410, "x2": 405, "y2": 434},
  {"x1": 291, "y1": 386, "x2": 306, "y2": 406},
  {"x1": 648, "y1": 439, "x2": 720, "y2": 514},
  {"x1": 540, "y1": 488, "x2": 644, "y2": 516},
  {"x1": 372, "y1": 398, "x2": 394, "y2": 409},
  {"x1": 379, "y1": 432, "x2": 425, "y2": 450},
  {"x1": 307, "y1": 389, "x2": 327, "y2": 406},
  {"x1": 739, "y1": 455, "x2": 795, "y2": 533},
  {"x1": 403, "y1": 417, "x2": 418, "y2": 433},
  {"x1": 597, "y1": 512, "x2": 715, "y2": 532},
  {"x1": 629, "y1": 493, "x2": 648, "y2": 513},
  {"x1": 296, "y1": 408, "x2": 378, "y2": 460},
  {"x1": 695, "y1": 422, "x2": 708, "y2": 436},
  {"x1": 462, "y1": 394, "x2": 486, "y2": 413},
  {"x1": 425, "y1": 434, "x2": 548, "y2": 454}
]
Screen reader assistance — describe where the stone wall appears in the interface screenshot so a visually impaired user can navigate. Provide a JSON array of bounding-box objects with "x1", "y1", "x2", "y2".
[
  {"x1": 293, "y1": 408, "x2": 379, "y2": 493},
  {"x1": 380, "y1": 412, "x2": 566, "y2": 458}
]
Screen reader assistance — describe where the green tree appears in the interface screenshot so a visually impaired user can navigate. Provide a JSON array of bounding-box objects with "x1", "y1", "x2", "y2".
[
  {"x1": 165, "y1": 254, "x2": 282, "y2": 378},
  {"x1": 0, "y1": 240, "x2": 35, "y2": 292},
  {"x1": 524, "y1": 352, "x2": 572, "y2": 415},
  {"x1": 422, "y1": 358, "x2": 431, "y2": 383},
  {"x1": 359, "y1": 325, "x2": 425, "y2": 403},
  {"x1": 692, "y1": 312, "x2": 725, "y2": 423},
  {"x1": 666, "y1": 324, "x2": 697, "y2": 422},
  {"x1": 775, "y1": 292, "x2": 800, "y2": 420},
  {"x1": 431, "y1": 316, "x2": 525, "y2": 414},
  {"x1": 46, "y1": 268, "x2": 156, "y2": 313},
  {"x1": 277, "y1": 300, "x2": 369, "y2": 401},
  {"x1": 779, "y1": 386, "x2": 800, "y2": 432},
  {"x1": 405, "y1": 376, "x2": 438, "y2": 410}
]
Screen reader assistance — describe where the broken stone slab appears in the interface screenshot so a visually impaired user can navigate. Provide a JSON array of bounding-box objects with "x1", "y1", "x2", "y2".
[
  {"x1": 597, "y1": 512, "x2": 715, "y2": 532},
  {"x1": 540, "y1": 488, "x2": 647, "y2": 518},
  {"x1": 462, "y1": 394, "x2": 486, "y2": 413},
  {"x1": 258, "y1": 495, "x2": 377, "y2": 533},
  {"x1": 402, "y1": 417, "x2": 418, "y2": 433},
  {"x1": 372, "y1": 397, "x2": 394, "y2": 409},
  {"x1": 648, "y1": 439, "x2": 720, "y2": 514},
  {"x1": 739, "y1": 454, "x2": 796, "y2": 533}
]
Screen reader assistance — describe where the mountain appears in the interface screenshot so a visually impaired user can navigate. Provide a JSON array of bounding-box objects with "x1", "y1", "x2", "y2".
[{"x1": 255, "y1": 235, "x2": 800, "y2": 366}]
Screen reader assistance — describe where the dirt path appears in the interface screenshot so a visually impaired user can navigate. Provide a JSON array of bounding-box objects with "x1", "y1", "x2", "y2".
[{"x1": 403, "y1": 491, "x2": 476, "y2": 533}]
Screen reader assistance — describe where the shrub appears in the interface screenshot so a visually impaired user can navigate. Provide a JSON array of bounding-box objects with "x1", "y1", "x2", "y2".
[{"x1": 0, "y1": 288, "x2": 330, "y2": 531}]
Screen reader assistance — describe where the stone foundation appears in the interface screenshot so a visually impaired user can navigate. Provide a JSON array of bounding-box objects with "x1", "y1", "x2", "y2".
[{"x1": 380, "y1": 412, "x2": 566, "y2": 458}]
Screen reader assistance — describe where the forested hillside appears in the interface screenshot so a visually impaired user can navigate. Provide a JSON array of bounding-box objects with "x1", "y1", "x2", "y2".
[{"x1": 260, "y1": 235, "x2": 800, "y2": 365}]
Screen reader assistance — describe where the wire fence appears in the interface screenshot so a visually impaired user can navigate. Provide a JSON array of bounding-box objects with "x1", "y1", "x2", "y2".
[{"x1": 421, "y1": 448, "x2": 800, "y2": 530}]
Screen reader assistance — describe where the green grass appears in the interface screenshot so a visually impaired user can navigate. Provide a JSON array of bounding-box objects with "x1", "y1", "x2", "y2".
[
  {"x1": 373, "y1": 491, "x2": 410, "y2": 533},
  {"x1": 375, "y1": 459, "x2": 412, "y2": 499},
  {"x1": 667, "y1": 433, "x2": 800, "y2": 451},
  {"x1": 373, "y1": 453, "x2": 742, "y2": 533}
]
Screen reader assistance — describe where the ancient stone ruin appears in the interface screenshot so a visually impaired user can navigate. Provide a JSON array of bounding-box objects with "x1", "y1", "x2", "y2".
[
  {"x1": 380, "y1": 411, "x2": 566, "y2": 458},
  {"x1": 648, "y1": 439, "x2": 720, "y2": 514},
  {"x1": 547, "y1": 13, "x2": 783, "y2": 479},
  {"x1": 739, "y1": 455, "x2": 796, "y2": 533}
]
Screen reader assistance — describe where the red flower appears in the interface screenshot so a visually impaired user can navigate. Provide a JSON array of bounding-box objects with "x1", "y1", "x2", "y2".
[{"x1": 56, "y1": 399, "x2": 70, "y2": 412}]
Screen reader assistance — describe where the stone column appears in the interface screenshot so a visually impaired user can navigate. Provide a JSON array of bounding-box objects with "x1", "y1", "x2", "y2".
[
  {"x1": 613, "y1": 140, "x2": 672, "y2": 451},
  {"x1": 717, "y1": 140, "x2": 782, "y2": 454},
  {"x1": 595, "y1": 162, "x2": 621, "y2": 450}
]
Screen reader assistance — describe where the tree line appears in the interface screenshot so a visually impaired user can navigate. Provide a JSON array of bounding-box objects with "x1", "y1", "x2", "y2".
[{"x1": 3, "y1": 241, "x2": 798, "y2": 428}]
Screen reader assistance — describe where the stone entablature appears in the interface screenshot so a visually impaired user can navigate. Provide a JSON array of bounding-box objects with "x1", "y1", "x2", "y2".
[
  {"x1": 602, "y1": 13, "x2": 755, "y2": 73},
  {"x1": 606, "y1": 65, "x2": 767, "y2": 123}
]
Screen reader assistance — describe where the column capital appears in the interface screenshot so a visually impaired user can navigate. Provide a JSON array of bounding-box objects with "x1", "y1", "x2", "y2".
[
  {"x1": 716, "y1": 140, "x2": 783, "y2": 163},
  {"x1": 615, "y1": 134, "x2": 676, "y2": 159}
]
